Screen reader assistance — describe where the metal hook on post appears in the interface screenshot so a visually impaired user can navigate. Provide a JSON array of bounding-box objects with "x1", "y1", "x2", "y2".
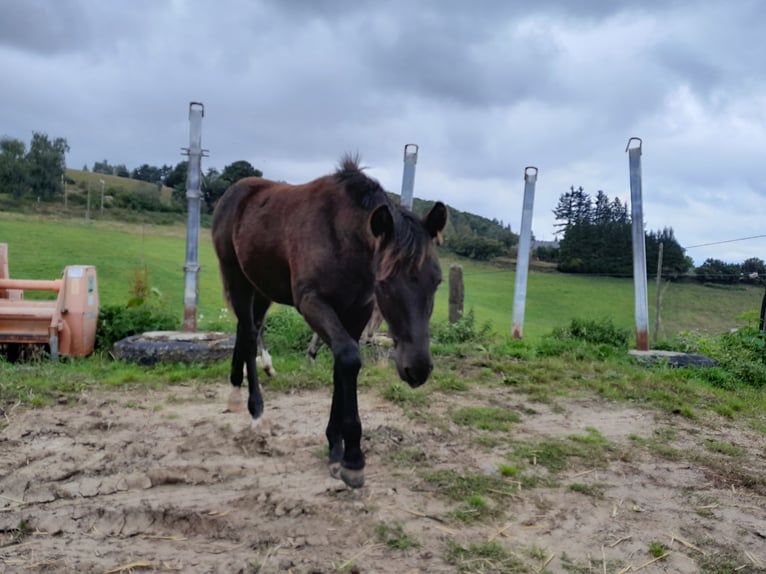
[
  {"x1": 625, "y1": 136, "x2": 642, "y2": 153},
  {"x1": 403, "y1": 143, "x2": 419, "y2": 161},
  {"x1": 189, "y1": 102, "x2": 205, "y2": 117}
]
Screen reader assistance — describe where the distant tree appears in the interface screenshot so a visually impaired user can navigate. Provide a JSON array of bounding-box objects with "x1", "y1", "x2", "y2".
[
  {"x1": 93, "y1": 159, "x2": 114, "y2": 175},
  {"x1": 553, "y1": 186, "x2": 590, "y2": 236},
  {"x1": 159, "y1": 164, "x2": 173, "y2": 182},
  {"x1": 554, "y1": 188, "x2": 689, "y2": 277},
  {"x1": 114, "y1": 164, "x2": 130, "y2": 178},
  {"x1": 741, "y1": 257, "x2": 766, "y2": 279},
  {"x1": 82, "y1": 164, "x2": 89, "y2": 172},
  {"x1": 201, "y1": 167, "x2": 229, "y2": 210},
  {"x1": 0, "y1": 137, "x2": 29, "y2": 198},
  {"x1": 445, "y1": 234, "x2": 505, "y2": 261},
  {"x1": 610, "y1": 197, "x2": 628, "y2": 223},
  {"x1": 131, "y1": 163, "x2": 163, "y2": 183},
  {"x1": 592, "y1": 190, "x2": 611, "y2": 225},
  {"x1": 221, "y1": 160, "x2": 261, "y2": 183},
  {"x1": 534, "y1": 245, "x2": 559, "y2": 263},
  {"x1": 26, "y1": 132, "x2": 69, "y2": 200},
  {"x1": 199, "y1": 160, "x2": 262, "y2": 211},
  {"x1": 164, "y1": 161, "x2": 188, "y2": 190},
  {"x1": 646, "y1": 228, "x2": 691, "y2": 278},
  {"x1": 695, "y1": 258, "x2": 741, "y2": 284}
]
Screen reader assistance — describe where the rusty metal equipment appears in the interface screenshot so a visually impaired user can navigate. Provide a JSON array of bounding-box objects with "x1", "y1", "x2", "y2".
[{"x1": 0, "y1": 243, "x2": 99, "y2": 360}]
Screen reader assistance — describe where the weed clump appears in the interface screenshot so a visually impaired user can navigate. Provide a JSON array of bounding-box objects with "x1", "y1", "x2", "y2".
[
  {"x1": 552, "y1": 317, "x2": 629, "y2": 347},
  {"x1": 432, "y1": 308, "x2": 493, "y2": 345},
  {"x1": 96, "y1": 266, "x2": 177, "y2": 350}
]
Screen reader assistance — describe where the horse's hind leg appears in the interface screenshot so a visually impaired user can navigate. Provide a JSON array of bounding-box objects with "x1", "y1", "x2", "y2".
[
  {"x1": 306, "y1": 332, "x2": 322, "y2": 365},
  {"x1": 226, "y1": 274, "x2": 270, "y2": 425},
  {"x1": 256, "y1": 328, "x2": 276, "y2": 377}
]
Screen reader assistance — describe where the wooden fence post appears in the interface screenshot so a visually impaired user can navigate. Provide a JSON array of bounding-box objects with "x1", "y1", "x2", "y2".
[{"x1": 449, "y1": 264, "x2": 464, "y2": 324}]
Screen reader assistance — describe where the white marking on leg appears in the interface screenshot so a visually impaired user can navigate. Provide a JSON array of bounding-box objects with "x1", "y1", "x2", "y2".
[
  {"x1": 261, "y1": 348, "x2": 276, "y2": 377},
  {"x1": 226, "y1": 387, "x2": 245, "y2": 413},
  {"x1": 250, "y1": 415, "x2": 263, "y2": 431}
]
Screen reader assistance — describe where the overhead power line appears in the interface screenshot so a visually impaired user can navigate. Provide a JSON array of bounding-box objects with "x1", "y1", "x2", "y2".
[{"x1": 683, "y1": 234, "x2": 766, "y2": 250}]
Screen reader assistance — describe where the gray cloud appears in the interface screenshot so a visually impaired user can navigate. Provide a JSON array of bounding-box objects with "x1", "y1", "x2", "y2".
[{"x1": 1, "y1": 0, "x2": 765, "y2": 264}]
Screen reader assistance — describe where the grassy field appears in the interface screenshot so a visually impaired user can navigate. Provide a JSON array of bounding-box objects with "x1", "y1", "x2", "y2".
[{"x1": 0, "y1": 213, "x2": 762, "y2": 343}]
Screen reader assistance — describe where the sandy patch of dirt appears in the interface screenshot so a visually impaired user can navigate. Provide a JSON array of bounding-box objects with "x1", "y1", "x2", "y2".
[{"x1": 1, "y1": 379, "x2": 764, "y2": 573}]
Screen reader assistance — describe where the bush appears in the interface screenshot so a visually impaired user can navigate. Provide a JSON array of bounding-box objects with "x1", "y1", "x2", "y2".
[
  {"x1": 552, "y1": 317, "x2": 629, "y2": 347},
  {"x1": 444, "y1": 235, "x2": 507, "y2": 261},
  {"x1": 699, "y1": 317, "x2": 766, "y2": 388},
  {"x1": 96, "y1": 266, "x2": 179, "y2": 350},
  {"x1": 658, "y1": 312, "x2": 765, "y2": 389},
  {"x1": 431, "y1": 308, "x2": 492, "y2": 344},
  {"x1": 263, "y1": 307, "x2": 314, "y2": 353},
  {"x1": 96, "y1": 304, "x2": 178, "y2": 351}
]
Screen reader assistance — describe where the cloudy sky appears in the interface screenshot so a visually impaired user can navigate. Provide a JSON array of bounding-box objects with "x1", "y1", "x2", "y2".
[{"x1": 2, "y1": 0, "x2": 765, "y2": 266}]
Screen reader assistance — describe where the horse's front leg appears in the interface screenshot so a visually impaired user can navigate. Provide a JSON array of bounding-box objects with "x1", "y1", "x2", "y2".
[
  {"x1": 328, "y1": 339, "x2": 364, "y2": 487},
  {"x1": 299, "y1": 296, "x2": 370, "y2": 488}
]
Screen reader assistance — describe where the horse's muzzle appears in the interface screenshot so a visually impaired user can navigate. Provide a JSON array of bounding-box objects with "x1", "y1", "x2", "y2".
[{"x1": 399, "y1": 360, "x2": 433, "y2": 388}]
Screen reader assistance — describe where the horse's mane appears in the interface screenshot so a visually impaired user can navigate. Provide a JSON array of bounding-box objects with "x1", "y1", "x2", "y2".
[
  {"x1": 334, "y1": 154, "x2": 383, "y2": 211},
  {"x1": 334, "y1": 154, "x2": 432, "y2": 280}
]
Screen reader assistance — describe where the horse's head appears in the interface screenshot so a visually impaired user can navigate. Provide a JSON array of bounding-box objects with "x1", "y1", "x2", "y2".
[{"x1": 370, "y1": 201, "x2": 448, "y2": 387}]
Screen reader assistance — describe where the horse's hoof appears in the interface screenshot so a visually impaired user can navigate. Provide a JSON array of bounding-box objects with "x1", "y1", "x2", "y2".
[
  {"x1": 226, "y1": 388, "x2": 245, "y2": 413},
  {"x1": 340, "y1": 467, "x2": 365, "y2": 489},
  {"x1": 328, "y1": 462, "x2": 342, "y2": 480},
  {"x1": 250, "y1": 416, "x2": 262, "y2": 431}
]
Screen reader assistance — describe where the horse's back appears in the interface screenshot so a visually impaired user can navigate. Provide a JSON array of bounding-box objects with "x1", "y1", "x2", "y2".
[{"x1": 248, "y1": 178, "x2": 372, "y2": 303}]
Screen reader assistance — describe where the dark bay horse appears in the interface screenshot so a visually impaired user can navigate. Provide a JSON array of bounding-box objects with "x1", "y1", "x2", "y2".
[{"x1": 212, "y1": 156, "x2": 447, "y2": 488}]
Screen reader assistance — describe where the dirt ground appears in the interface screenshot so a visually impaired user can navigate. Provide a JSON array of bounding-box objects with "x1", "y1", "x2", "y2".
[{"x1": 1, "y1": 370, "x2": 765, "y2": 574}]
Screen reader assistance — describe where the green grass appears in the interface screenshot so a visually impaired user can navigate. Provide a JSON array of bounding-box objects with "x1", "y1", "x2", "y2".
[
  {"x1": 508, "y1": 428, "x2": 615, "y2": 477},
  {"x1": 703, "y1": 440, "x2": 746, "y2": 457},
  {"x1": 421, "y1": 469, "x2": 521, "y2": 501},
  {"x1": 374, "y1": 522, "x2": 420, "y2": 551},
  {"x1": 569, "y1": 482, "x2": 606, "y2": 497},
  {"x1": 1, "y1": 214, "x2": 763, "y2": 345},
  {"x1": 448, "y1": 494, "x2": 503, "y2": 523},
  {"x1": 445, "y1": 540, "x2": 529, "y2": 574},
  {"x1": 436, "y1": 255, "x2": 763, "y2": 342},
  {"x1": 0, "y1": 214, "x2": 222, "y2": 321},
  {"x1": 451, "y1": 405, "x2": 522, "y2": 431}
]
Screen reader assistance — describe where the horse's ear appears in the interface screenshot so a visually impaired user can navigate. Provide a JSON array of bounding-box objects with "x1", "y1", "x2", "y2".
[
  {"x1": 370, "y1": 204, "x2": 394, "y2": 243},
  {"x1": 424, "y1": 202, "x2": 448, "y2": 245}
]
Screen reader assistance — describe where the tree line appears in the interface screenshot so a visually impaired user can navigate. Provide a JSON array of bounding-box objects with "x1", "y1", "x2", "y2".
[
  {"x1": 0, "y1": 133, "x2": 69, "y2": 200},
  {"x1": 0, "y1": 132, "x2": 265, "y2": 214},
  {"x1": 86, "y1": 157, "x2": 263, "y2": 213},
  {"x1": 549, "y1": 185, "x2": 765, "y2": 284}
]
